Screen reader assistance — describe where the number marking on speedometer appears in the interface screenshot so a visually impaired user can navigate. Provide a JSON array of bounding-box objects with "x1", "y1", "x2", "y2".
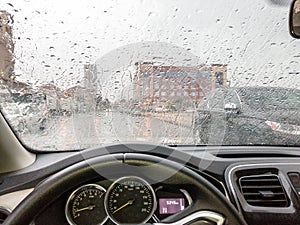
[
  {"x1": 105, "y1": 176, "x2": 157, "y2": 225},
  {"x1": 65, "y1": 184, "x2": 107, "y2": 225}
]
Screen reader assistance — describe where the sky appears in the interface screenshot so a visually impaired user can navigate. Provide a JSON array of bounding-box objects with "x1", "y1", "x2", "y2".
[{"x1": 0, "y1": 0, "x2": 299, "y2": 100}]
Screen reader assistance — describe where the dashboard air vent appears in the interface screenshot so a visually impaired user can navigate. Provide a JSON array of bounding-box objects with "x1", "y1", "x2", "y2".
[
  {"x1": 0, "y1": 206, "x2": 11, "y2": 223},
  {"x1": 239, "y1": 174, "x2": 289, "y2": 207}
]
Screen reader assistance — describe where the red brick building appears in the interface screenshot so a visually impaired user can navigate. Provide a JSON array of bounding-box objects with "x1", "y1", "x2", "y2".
[{"x1": 134, "y1": 62, "x2": 227, "y2": 107}]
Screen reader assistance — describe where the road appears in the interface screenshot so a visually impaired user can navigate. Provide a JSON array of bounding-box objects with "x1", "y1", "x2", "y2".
[{"x1": 22, "y1": 111, "x2": 194, "y2": 150}]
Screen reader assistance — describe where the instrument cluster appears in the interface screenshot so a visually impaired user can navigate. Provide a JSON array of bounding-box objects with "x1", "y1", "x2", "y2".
[{"x1": 65, "y1": 176, "x2": 191, "y2": 225}]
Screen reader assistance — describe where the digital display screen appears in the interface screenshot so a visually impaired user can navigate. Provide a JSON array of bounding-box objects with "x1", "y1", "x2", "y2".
[{"x1": 159, "y1": 198, "x2": 185, "y2": 214}]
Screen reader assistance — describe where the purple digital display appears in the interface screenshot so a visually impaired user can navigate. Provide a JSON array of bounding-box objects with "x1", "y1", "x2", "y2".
[{"x1": 159, "y1": 198, "x2": 185, "y2": 214}]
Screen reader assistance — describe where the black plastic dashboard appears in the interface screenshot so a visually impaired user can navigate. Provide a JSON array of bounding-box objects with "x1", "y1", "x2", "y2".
[
  {"x1": 35, "y1": 175, "x2": 194, "y2": 225},
  {"x1": 2, "y1": 144, "x2": 300, "y2": 225}
]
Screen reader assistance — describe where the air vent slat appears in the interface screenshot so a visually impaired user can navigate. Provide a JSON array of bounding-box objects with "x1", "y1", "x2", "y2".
[
  {"x1": 243, "y1": 193, "x2": 284, "y2": 196},
  {"x1": 239, "y1": 174, "x2": 289, "y2": 207},
  {"x1": 247, "y1": 199, "x2": 288, "y2": 203},
  {"x1": 241, "y1": 179, "x2": 279, "y2": 182},
  {"x1": 241, "y1": 185, "x2": 282, "y2": 189}
]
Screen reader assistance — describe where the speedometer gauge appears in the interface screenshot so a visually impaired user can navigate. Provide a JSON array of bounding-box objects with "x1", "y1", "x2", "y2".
[
  {"x1": 65, "y1": 184, "x2": 107, "y2": 225},
  {"x1": 105, "y1": 176, "x2": 156, "y2": 225}
]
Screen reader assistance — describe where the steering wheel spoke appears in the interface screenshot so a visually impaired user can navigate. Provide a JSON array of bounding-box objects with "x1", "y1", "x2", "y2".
[{"x1": 147, "y1": 211, "x2": 225, "y2": 225}]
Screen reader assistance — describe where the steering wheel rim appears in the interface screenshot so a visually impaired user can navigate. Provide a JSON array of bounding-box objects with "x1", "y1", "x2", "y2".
[{"x1": 3, "y1": 150, "x2": 247, "y2": 225}]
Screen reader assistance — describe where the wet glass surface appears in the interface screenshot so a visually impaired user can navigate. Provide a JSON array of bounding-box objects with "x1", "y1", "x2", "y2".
[{"x1": 0, "y1": 0, "x2": 299, "y2": 150}]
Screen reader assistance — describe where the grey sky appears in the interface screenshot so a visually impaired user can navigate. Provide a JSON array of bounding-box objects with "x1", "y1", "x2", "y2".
[{"x1": 0, "y1": 0, "x2": 299, "y2": 94}]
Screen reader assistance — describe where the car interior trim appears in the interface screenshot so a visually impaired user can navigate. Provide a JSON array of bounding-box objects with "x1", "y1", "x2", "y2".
[
  {"x1": 226, "y1": 162, "x2": 300, "y2": 213},
  {"x1": 152, "y1": 210, "x2": 225, "y2": 225},
  {"x1": 179, "y1": 188, "x2": 193, "y2": 205},
  {"x1": 0, "y1": 113, "x2": 36, "y2": 173},
  {"x1": 0, "y1": 189, "x2": 33, "y2": 211}
]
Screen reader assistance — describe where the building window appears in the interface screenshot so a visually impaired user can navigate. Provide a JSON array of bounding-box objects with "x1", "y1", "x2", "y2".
[{"x1": 216, "y1": 72, "x2": 224, "y2": 87}]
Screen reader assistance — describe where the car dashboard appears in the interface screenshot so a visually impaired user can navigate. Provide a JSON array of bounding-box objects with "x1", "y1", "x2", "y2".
[
  {"x1": 1, "y1": 144, "x2": 300, "y2": 225},
  {"x1": 37, "y1": 176, "x2": 194, "y2": 225}
]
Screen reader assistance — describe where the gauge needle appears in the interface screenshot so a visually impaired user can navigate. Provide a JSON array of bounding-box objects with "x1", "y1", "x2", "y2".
[
  {"x1": 74, "y1": 205, "x2": 96, "y2": 213},
  {"x1": 112, "y1": 199, "x2": 135, "y2": 214}
]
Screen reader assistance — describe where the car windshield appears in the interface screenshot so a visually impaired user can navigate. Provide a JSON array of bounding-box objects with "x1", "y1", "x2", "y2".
[{"x1": 0, "y1": 0, "x2": 299, "y2": 151}]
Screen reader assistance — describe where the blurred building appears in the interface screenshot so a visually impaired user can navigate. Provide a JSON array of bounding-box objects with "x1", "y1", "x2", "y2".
[
  {"x1": 134, "y1": 62, "x2": 227, "y2": 107},
  {"x1": 0, "y1": 10, "x2": 14, "y2": 82},
  {"x1": 0, "y1": 10, "x2": 31, "y2": 94},
  {"x1": 81, "y1": 64, "x2": 99, "y2": 111},
  {"x1": 84, "y1": 64, "x2": 98, "y2": 92}
]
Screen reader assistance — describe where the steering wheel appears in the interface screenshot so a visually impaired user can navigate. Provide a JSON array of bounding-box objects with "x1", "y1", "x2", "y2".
[{"x1": 3, "y1": 146, "x2": 247, "y2": 225}]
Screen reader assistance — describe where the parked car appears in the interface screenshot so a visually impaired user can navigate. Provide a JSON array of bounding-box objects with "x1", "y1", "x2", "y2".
[
  {"x1": 1, "y1": 103, "x2": 25, "y2": 132},
  {"x1": 2, "y1": 103, "x2": 47, "y2": 133},
  {"x1": 193, "y1": 87, "x2": 300, "y2": 145},
  {"x1": 21, "y1": 104, "x2": 47, "y2": 132}
]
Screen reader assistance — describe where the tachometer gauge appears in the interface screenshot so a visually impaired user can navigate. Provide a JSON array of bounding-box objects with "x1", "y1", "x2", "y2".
[
  {"x1": 105, "y1": 176, "x2": 156, "y2": 225},
  {"x1": 65, "y1": 184, "x2": 107, "y2": 225}
]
